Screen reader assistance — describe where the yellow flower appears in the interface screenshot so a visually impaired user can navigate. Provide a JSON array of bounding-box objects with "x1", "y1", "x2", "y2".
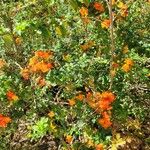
[
  {"x1": 147, "y1": 73, "x2": 150, "y2": 77},
  {"x1": 117, "y1": 2, "x2": 127, "y2": 9},
  {"x1": 50, "y1": 122, "x2": 57, "y2": 132},
  {"x1": 122, "y1": 45, "x2": 129, "y2": 54},
  {"x1": 55, "y1": 27, "x2": 62, "y2": 36},
  {"x1": 87, "y1": 139, "x2": 94, "y2": 147}
]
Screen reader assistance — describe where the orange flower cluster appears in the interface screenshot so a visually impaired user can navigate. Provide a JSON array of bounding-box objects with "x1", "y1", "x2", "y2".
[
  {"x1": 98, "y1": 111, "x2": 112, "y2": 129},
  {"x1": 98, "y1": 91, "x2": 115, "y2": 111},
  {"x1": 93, "y1": 2, "x2": 104, "y2": 12},
  {"x1": 6, "y1": 90, "x2": 19, "y2": 102},
  {"x1": 75, "y1": 93, "x2": 84, "y2": 101},
  {"x1": 86, "y1": 91, "x2": 116, "y2": 129},
  {"x1": 68, "y1": 99, "x2": 76, "y2": 106},
  {"x1": 80, "y1": 41, "x2": 94, "y2": 51},
  {"x1": 122, "y1": 58, "x2": 134, "y2": 72},
  {"x1": 112, "y1": 62, "x2": 119, "y2": 69},
  {"x1": 95, "y1": 143, "x2": 104, "y2": 150},
  {"x1": 36, "y1": 76, "x2": 46, "y2": 87},
  {"x1": 0, "y1": 59, "x2": 6, "y2": 69},
  {"x1": 48, "y1": 111, "x2": 55, "y2": 118},
  {"x1": 68, "y1": 93, "x2": 85, "y2": 106},
  {"x1": 79, "y1": 7, "x2": 88, "y2": 17},
  {"x1": 101, "y1": 19, "x2": 110, "y2": 29},
  {"x1": 15, "y1": 37, "x2": 22, "y2": 45},
  {"x1": 0, "y1": 114, "x2": 11, "y2": 128},
  {"x1": 65, "y1": 135, "x2": 73, "y2": 144},
  {"x1": 110, "y1": 62, "x2": 119, "y2": 77},
  {"x1": 20, "y1": 50, "x2": 53, "y2": 80}
]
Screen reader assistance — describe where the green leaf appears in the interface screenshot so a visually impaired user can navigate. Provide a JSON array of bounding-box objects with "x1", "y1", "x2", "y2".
[{"x1": 69, "y1": 0, "x2": 79, "y2": 11}]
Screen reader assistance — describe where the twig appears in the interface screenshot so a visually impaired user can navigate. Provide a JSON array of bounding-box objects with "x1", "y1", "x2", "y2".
[
  {"x1": 14, "y1": 62, "x2": 23, "y2": 69},
  {"x1": 54, "y1": 87, "x2": 63, "y2": 102},
  {"x1": 108, "y1": 0, "x2": 115, "y2": 90}
]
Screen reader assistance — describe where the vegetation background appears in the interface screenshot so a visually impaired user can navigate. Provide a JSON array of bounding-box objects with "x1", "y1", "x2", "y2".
[{"x1": 0, "y1": 0, "x2": 150, "y2": 149}]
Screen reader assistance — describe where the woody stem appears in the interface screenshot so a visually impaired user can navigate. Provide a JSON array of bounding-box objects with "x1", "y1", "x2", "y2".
[{"x1": 108, "y1": 0, "x2": 115, "y2": 90}]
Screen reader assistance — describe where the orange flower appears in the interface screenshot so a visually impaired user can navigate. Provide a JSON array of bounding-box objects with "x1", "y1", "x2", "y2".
[
  {"x1": 124, "y1": 58, "x2": 133, "y2": 66},
  {"x1": 80, "y1": 44, "x2": 89, "y2": 51},
  {"x1": 68, "y1": 99, "x2": 76, "y2": 106},
  {"x1": 86, "y1": 92, "x2": 93, "y2": 101},
  {"x1": 82, "y1": 17, "x2": 91, "y2": 24},
  {"x1": 65, "y1": 135, "x2": 73, "y2": 144},
  {"x1": 75, "y1": 93, "x2": 84, "y2": 101},
  {"x1": 29, "y1": 56, "x2": 38, "y2": 66},
  {"x1": 117, "y1": 2, "x2": 128, "y2": 17},
  {"x1": 122, "y1": 58, "x2": 133, "y2": 72},
  {"x1": 47, "y1": 63, "x2": 53, "y2": 69},
  {"x1": 101, "y1": 19, "x2": 110, "y2": 29},
  {"x1": 112, "y1": 62, "x2": 119, "y2": 68},
  {"x1": 120, "y1": 9, "x2": 128, "y2": 17},
  {"x1": 39, "y1": 62, "x2": 49, "y2": 73},
  {"x1": 94, "y1": 92, "x2": 101, "y2": 100},
  {"x1": 6, "y1": 90, "x2": 19, "y2": 101},
  {"x1": 93, "y1": 2, "x2": 104, "y2": 12},
  {"x1": 79, "y1": 7, "x2": 88, "y2": 17},
  {"x1": 98, "y1": 100, "x2": 112, "y2": 111},
  {"x1": 36, "y1": 76, "x2": 46, "y2": 87},
  {"x1": 112, "y1": 0, "x2": 115, "y2": 5},
  {"x1": 122, "y1": 64, "x2": 130, "y2": 72},
  {"x1": 88, "y1": 101, "x2": 97, "y2": 109},
  {"x1": 95, "y1": 143, "x2": 104, "y2": 150},
  {"x1": 31, "y1": 61, "x2": 53, "y2": 73},
  {"x1": 40, "y1": 62, "x2": 53, "y2": 73},
  {"x1": 20, "y1": 68, "x2": 30, "y2": 80},
  {"x1": 98, "y1": 112, "x2": 112, "y2": 129},
  {"x1": 0, "y1": 59, "x2": 6, "y2": 69},
  {"x1": 48, "y1": 111, "x2": 55, "y2": 118},
  {"x1": 15, "y1": 37, "x2": 22, "y2": 45},
  {"x1": 110, "y1": 70, "x2": 116, "y2": 77},
  {"x1": 81, "y1": 41, "x2": 94, "y2": 51},
  {"x1": 35, "y1": 50, "x2": 52, "y2": 59},
  {"x1": 101, "y1": 91, "x2": 115, "y2": 103},
  {"x1": 86, "y1": 92, "x2": 97, "y2": 108},
  {"x1": 0, "y1": 114, "x2": 11, "y2": 128}
]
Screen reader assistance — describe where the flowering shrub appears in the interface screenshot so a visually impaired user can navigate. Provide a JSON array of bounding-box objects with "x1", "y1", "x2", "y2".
[{"x1": 0, "y1": 0, "x2": 149, "y2": 149}]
